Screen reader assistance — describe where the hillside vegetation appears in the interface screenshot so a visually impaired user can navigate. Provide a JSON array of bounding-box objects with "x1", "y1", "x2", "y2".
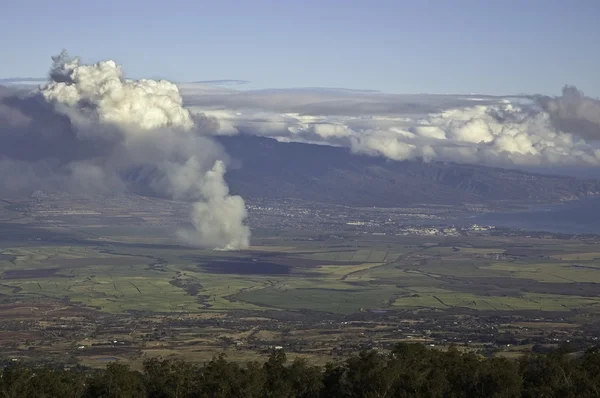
[
  {"x1": 219, "y1": 135, "x2": 600, "y2": 207},
  {"x1": 3, "y1": 343, "x2": 600, "y2": 397}
]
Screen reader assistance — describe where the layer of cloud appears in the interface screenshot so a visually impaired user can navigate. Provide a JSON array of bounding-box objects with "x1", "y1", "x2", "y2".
[
  {"x1": 0, "y1": 77, "x2": 48, "y2": 84},
  {"x1": 0, "y1": 51, "x2": 250, "y2": 250},
  {"x1": 180, "y1": 84, "x2": 600, "y2": 169},
  {"x1": 191, "y1": 79, "x2": 250, "y2": 86}
]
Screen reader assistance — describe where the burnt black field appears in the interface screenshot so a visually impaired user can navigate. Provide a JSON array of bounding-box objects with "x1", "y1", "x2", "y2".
[
  {"x1": 201, "y1": 260, "x2": 292, "y2": 275},
  {"x1": 0, "y1": 223, "x2": 81, "y2": 244},
  {"x1": 0, "y1": 253, "x2": 15, "y2": 261},
  {"x1": 196, "y1": 251, "x2": 363, "y2": 275},
  {"x1": 2, "y1": 268, "x2": 63, "y2": 280}
]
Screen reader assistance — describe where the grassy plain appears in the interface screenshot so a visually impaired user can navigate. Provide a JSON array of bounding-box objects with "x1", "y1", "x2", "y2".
[
  {"x1": 3, "y1": 227, "x2": 600, "y2": 367},
  {"x1": 2, "y1": 231, "x2": 600, "y2": 318}
]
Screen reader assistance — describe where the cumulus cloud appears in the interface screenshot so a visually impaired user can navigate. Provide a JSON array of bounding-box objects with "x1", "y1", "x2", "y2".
[
  {"x1": 0, "y1": 51, "x2": 249, "y2": 250},
  {"x1": 180, "y1": 84, "x2": 600, "y2": 169}
]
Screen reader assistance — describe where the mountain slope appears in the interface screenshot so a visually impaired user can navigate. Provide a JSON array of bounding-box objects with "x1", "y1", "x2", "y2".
[{"x1": 217, "y1": 135, "x2": 600, "y2": 207}]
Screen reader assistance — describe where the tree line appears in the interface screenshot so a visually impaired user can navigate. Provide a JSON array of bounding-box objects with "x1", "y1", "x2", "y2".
[{"x1": 2, "y1": 343, "x2": 600, "y2": 397}]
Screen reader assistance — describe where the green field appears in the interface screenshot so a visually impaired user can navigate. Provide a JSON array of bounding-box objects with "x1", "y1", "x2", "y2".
[{"x1": 2, "y1": 233, "x2": 600, "y2": 316}]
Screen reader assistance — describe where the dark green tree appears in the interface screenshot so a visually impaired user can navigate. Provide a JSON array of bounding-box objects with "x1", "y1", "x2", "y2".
[
  {"x1": 263, "y1": 349, "x2": 293, "y2": 398},
  {"x1": 143, "y1": 358, "x2": 199, "y2": 398},
  {"x1": 83, "y1": 362, "x2": 145, "y2": 398}
]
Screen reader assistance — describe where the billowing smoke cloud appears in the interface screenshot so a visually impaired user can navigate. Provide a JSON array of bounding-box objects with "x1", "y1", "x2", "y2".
[
  {"x1": 0, "y1": 51, "x2": 250, "y2": 250},
  {"x1": 178, "y1": 160, "x2": 249, "y2": 250},
  {"x1": 536, "y1": 85, "x2": 600, "y2": 141},
  {"x1": 180, "y1": 85, "x2": 600, "y2": 169}
]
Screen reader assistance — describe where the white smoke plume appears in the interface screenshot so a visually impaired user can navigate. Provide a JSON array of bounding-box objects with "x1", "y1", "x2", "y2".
[
  {"x1": 178, "y1": 160, "x2": 250, "y2": 251},
  {"x1": 180, "y1": 85, "x2": 600, "y2": 169},
  {"x1": 0, "y1": 51, "x2": 250, "y2": 250}
]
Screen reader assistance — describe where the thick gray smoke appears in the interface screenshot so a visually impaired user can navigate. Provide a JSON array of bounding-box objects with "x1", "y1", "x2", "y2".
[
  {"x1": 0, "y1": 51, "x2": 250, "y2": 250},
  {"x1": 536, "y1": 85, "x2": 600, "y2": 141}
]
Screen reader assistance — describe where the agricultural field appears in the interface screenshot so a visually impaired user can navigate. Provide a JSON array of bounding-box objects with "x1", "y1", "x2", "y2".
[
  {"x1": 2, "y1": 232, "x2": 600, "y2": 316},
  {"x1": 2, "y1": 225, "x2": 600, "y2": 365}
]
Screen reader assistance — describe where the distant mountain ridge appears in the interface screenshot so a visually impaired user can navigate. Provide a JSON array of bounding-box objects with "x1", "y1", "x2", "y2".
[{"x1": 217, "y1": 135, "x2": 600, "y2": 207}]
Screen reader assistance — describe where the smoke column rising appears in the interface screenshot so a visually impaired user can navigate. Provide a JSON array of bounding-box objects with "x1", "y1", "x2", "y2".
[
  {"x1": 535, "y1": 85, "x2": 600, "y2": 141},
  {"x1": 0, "y1": 51, "x2": 250, "y2": 250}
]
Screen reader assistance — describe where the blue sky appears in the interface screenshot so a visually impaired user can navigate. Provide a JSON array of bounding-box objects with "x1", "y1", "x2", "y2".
[{"x1": 2, "y1": 0, "x2": 599, "y2": 96}]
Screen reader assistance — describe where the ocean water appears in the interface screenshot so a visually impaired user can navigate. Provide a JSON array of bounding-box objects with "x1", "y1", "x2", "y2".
[{"x1": 466, "y1": 198, "x2": 600, "y2": 235}]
